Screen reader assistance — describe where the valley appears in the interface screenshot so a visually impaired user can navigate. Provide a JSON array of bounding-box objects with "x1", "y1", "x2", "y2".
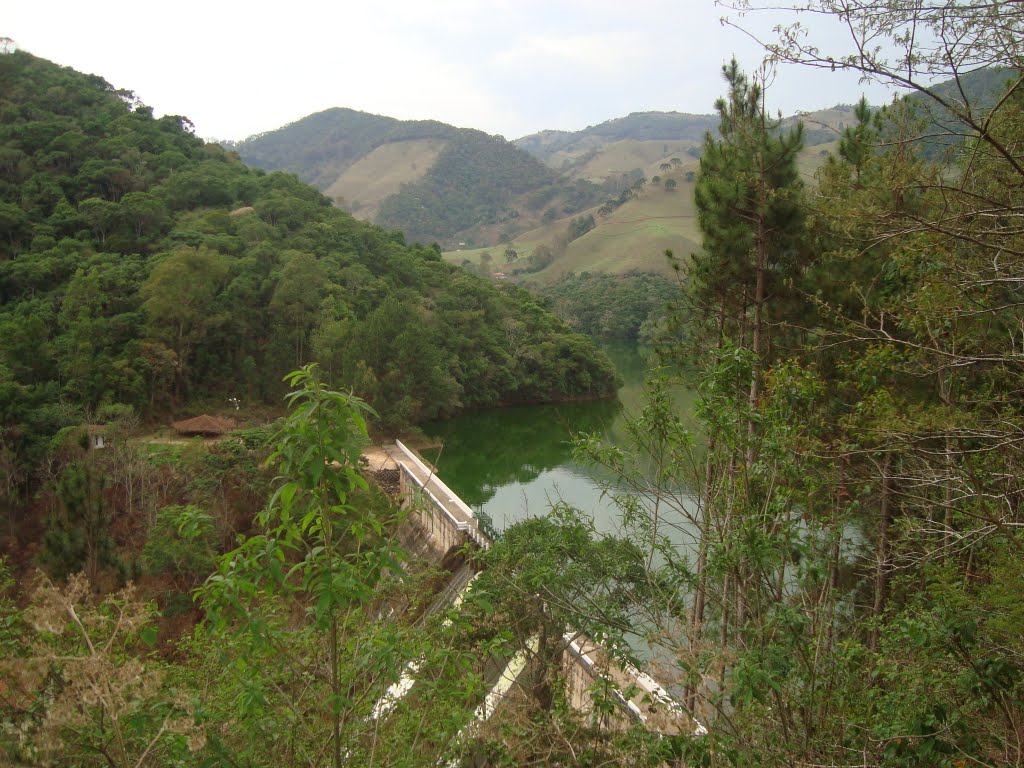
[{"x1": 3, "y1": 6, "x2": 1024, "y2": 765}]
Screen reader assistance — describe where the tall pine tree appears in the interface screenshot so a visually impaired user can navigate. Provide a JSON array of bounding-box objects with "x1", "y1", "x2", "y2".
[{"x1": 691, "y1": 59, "x2": 807, "y2": 457}]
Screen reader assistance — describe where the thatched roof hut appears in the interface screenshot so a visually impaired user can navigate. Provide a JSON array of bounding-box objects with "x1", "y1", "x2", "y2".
[{"x1": 171, "y1": 415, "x2": 236, "y2": 436}]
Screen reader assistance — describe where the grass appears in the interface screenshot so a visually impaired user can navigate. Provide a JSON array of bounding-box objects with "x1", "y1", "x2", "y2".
[
  {"x1": 796, "y1": 139, "x2": 839, "y2": 179},
  {"x1": 443, "y1": 139, "x2": 841, "y2": 283},
  {"x1": 565, "y1": 139, "x2": 702, "y2": 182},
  {"x1": 324, "y1": 138, "x2": 447, "y2": 218}
]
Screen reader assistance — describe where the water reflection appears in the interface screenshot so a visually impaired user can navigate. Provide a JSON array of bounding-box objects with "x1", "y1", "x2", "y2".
[
  {"x1": 423, "y1": 398, "x2": 620, "y2": 508},
  {"x1": 423, "y1": 344, "x2": 699, "y2": 532}
]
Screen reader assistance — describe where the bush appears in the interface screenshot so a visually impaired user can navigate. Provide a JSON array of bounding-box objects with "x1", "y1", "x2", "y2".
[{"x1": 141, "y1": 505, "x2": 217, "y2": 586}]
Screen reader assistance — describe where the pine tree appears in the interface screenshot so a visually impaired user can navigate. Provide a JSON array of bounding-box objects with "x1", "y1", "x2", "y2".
[
  {"x1": 39, "y1": 462, "x2": 120, "y2": 584},
  {"x1": 691, "y1": 59, "x2": 807, "y2": 442}
]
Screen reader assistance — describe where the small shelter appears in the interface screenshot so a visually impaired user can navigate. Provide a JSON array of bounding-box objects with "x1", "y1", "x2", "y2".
[
  {"x1": 85, "y1": 425, "x2": 109, "y2": 450},
  {"x1": 171, "y1": 415, "x2": 236, "y2": 437}
]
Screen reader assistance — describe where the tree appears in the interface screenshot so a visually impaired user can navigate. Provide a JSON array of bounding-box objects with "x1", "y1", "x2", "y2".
[
  {"x1": 141, "y1": 504, "x2": 217, "y2": 590},
  {"x1": 38, "y1": 461, "x2": 122, "y2": 586},
  {"x1": 1, "y1": 574, "x2": 199, "y2": 766},
  {"x1": 691, "y1": 58, "x2": 805, "y2": 454},
  {"x1": 0, "y1": 200, "x2": 28, "y2": 257},
  {"x1": 140, "y1": 246, "x2": 228, "y2": 400},
  {"x1": 567, "y1": 214, "x2": 595, "y2": 242},
  {"x1": 77, "y1": 196, "x2": 118, "y2": 245},
  {"x1": 526, "y1": 244, "x2": 555, "y2": 272},
  {"x1": 269, "y1": 250, "x2": 326, "y2": 368},
  {"x1": 663, "y1": 178, "x2": 677, "y2": 191},
  {"x1": 199, "y1": 365, "x2": 403, "y2": 768},
  {"x1": 118, "y1": 190, "x2": 167, "y2": 238}
]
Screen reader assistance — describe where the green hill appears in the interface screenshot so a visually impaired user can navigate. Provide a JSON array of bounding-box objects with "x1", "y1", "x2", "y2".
[
  {"x1": 225, "y1": 108, "x2": 459, "y2": 189},
  {"x1": 444, "y1": 139, "x2": 836, "y2": 283},
  {"x1": 0, "y1": 51, "x2": 618, "y2": 479},
  {"x1": 514, "y1": 112, "x2": 720, "y2": 166},
  {"x1": 372, "y1": 129, "x2": 567, "y2": 244},
  {"x1": 514, "y1": 108, "x2": 852, "y2": 171},
  {"x1": 230, "y1": 109, "x2": 602, "y2": 246}
]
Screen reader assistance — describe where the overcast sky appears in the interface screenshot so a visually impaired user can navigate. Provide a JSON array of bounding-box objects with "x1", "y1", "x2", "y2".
[{"x1": 8, "y1": 0, "x2": 893, "y2": 142}]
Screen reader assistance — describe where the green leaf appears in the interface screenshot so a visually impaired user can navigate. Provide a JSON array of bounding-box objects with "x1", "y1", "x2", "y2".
[{"x1": 140, "y1": 626, "x2": 158, "y2": 648}]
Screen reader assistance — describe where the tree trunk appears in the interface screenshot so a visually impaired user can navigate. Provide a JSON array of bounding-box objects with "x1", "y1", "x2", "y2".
[
  {"x1": 747, "y1": 154, "x2": 768, "y2": 469},
  {"x1": 869, "y1": 452, "x2": 892, "y2": 653}
]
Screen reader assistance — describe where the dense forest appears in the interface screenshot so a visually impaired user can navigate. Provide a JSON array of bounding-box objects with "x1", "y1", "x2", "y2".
[
  {"x1": 0, "y1": 50, "x2": 617, "y2": 496},
  {"x1": 373, "y1": 130, "x2": 571, "y2": 243},
  {"x1": 4, "y1": 2, "x2": 1024, "y2": 766},
  {"x1": 537, "y1": 271, "x2": 680, "y2": 341}
]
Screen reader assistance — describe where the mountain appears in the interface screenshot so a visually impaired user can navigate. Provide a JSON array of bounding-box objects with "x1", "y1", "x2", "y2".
[
  {"x1": 227, "y1": 102, "x2": 865, "y2": 252},
  {"x1": 229, "y1": 109, "x2": 602, "y2": 246},
  {"x1": 514, "y1": 111, "x2": 720, "y2": 168},
  {"x1": 0, "y1": 51, "x2": 618, "y2": 477},
  {"x1": 514, "y1": 107, "x2": 852, "y2": 174},
  {"x1": 226, "y1": 67, "x2": 1008, "y2": 278},
  {"x1": 904, "y1": 66, "x2": 1018, "y2": 160},
  {"x1": 442, "y1": 135, "x2": 838, "y2": 287}
]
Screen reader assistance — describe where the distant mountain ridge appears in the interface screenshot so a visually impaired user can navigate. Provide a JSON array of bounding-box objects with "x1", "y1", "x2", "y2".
[
  {"x1": 227, "y1": 68, "x2": 1010, "y2": 252},
  {"x1": 514, "y1": 111, "x2": 721, "y2": 165},
  {"x1": 228, "y1": 109, "x2": 594, "y2": 246},
  {"x1": 227, "y1": 104, "x2": 849, "y2": 249},
  {"x1": 226, "y1": 108, "x2": 462, "y2": 189}
]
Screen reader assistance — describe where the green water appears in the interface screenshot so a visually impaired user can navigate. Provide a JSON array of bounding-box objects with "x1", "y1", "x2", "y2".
[{"x1": 423, "y1": 344, "x2": 699, "y2": 534}]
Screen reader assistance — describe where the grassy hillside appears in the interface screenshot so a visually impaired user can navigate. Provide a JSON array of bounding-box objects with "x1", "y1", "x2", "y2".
[
  {"x1": 516, "y1": 108, "x2": 853, "y2": 168},
  {"x1": 231, "y1": 109, "x2": 602, "y2": 247},
  {"x1": 444, "y1": 139, "x2": 835, "y2": 282},
  {"x1": 541, "y1": 183, "x2": 701, "y2": 281},
  {"x1": 445, "y1": 181, "x2": 699, "y2": 283},
  {"x1": 567, "y1": 138, "x2": 701, "y2": 182},
  {"x1": 515, "y1": 112, "x2": 719, "y2": 165},
  {"x1": 324, "y1": 138, "x2": 448, "y2": 219}
]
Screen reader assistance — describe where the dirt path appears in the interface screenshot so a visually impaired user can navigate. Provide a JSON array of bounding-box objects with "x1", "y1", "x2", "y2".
[{"x1": 362, "y1": 445, "x2": 399, "y2": 472}]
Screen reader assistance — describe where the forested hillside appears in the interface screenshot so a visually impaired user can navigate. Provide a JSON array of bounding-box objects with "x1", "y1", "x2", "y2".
[
  {"x1": 372, "y1": 129, "x2": 564, "y2": 243},
  {"x1": 225, "y1": 107, "x2": 460, "y2": 189},
  {"x1": 537, "y1": 272, "x2": 681, "y2": 340},
  {"x1": 0, "y1": 51, "x2": 617, "y2": 488}
]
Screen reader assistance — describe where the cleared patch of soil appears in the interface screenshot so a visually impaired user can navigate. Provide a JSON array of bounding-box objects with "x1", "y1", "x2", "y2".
[{"x1": 362, "y1": 445, "x2": 398, "y2": 472}]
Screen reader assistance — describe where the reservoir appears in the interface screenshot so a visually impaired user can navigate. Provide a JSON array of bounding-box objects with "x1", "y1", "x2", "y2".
[{"x1": 423, "y1": 344, "x2": 700, "y2": 537}]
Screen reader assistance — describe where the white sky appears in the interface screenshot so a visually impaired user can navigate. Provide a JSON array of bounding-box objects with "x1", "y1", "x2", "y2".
[{"x1": 8, "y1": 0, "x2": 894, "y2": 142}]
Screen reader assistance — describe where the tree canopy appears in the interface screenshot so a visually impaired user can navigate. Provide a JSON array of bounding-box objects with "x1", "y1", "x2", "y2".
[{"x1": 0, "y1": 51, "x2": 617, "y2": 490}]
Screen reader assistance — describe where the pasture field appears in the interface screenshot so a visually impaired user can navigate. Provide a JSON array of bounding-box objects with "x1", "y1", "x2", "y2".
[
  {"x1": 324, "y1": 138, "x2": 447, "y2": 218},
  {"x1": 443, "y1": 140, "x2": 839, "y2": 282},
  {"x1": 561, "y1": 138, "x2": 701, "y2": 182}
]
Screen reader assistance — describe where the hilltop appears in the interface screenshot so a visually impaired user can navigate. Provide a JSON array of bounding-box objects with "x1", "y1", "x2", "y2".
[
  {"x1": 226, "y1": 69, "x2": 1006, "y2": 284},
  {"x1": 229, "y1": 103, "x2": 854, "y2": 262},
  {"x1": 228, "y1": 109, "x2": 603, "y2": 247}
]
